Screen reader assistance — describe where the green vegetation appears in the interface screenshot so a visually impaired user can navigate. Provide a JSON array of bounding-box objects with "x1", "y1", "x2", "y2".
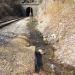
[
  {"x1": 39, "y1": 0, "x2": 43, "y2": 4},
  {"x1": 27, "y1": 17, "x2": 38, "y2": 30}
]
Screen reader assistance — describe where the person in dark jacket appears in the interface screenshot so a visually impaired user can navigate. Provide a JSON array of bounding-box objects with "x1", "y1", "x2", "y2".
[{"x1": 35, "y1": 49, "x2": 45, "y2": 73}]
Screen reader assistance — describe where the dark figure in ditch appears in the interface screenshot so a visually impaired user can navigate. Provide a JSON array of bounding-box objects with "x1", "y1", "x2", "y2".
[{"x1": 35, "y1": 50, "x2": 43, "y2": 73}]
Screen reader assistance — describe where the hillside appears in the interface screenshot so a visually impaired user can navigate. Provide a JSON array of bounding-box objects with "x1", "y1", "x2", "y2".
[
  {"x1": 37, "y1": 0, "x2": 75, "y2": 69},
  {"x1": 0, "y1": 0, "x2": 75, "y2": 75}
]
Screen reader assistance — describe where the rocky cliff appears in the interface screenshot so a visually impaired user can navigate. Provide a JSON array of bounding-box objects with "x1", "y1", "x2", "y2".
[
  {"x1": 37, "y1": 0, "x2": 75, "y2": 68},
  {"x1": 0, "y1": 0, "x2": 75, "y2": 75}
]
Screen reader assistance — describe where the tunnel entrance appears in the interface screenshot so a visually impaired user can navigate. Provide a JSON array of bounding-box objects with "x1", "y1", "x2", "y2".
[{"x1": 26, "y1": 7, "x2": 33, "y2": 17}]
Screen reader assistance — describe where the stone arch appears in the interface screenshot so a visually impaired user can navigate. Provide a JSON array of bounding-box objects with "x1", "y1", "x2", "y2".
[
  {"x1": 25, "y1": 7, "x2": 33, "y2": 17},
  {"x1": 22, "y1": 0, "x2": 34, "y2": 3}
]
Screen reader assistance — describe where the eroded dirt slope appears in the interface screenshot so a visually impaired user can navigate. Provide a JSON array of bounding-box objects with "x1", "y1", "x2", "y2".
[{"x1": 37, "y1": 0, "x2": 75, "y2": 67}]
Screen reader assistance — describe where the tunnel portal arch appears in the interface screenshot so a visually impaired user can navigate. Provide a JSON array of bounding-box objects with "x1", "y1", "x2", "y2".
[{"x1": 25, "y1": 7, "x2": 33, "y2": 17}]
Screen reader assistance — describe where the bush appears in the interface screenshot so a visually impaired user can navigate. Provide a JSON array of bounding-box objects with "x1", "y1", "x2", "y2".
[{"x1": 27, "y1": 17, "x2": 38, "y2": 30}]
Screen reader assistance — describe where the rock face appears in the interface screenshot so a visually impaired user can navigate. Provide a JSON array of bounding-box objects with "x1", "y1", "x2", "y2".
[
  {"x1": 0, "y1": 3, "x2": 15, "y2": 19},
  {"x1": 37, "y1": 0, "x2": 75, "y2": 68}
]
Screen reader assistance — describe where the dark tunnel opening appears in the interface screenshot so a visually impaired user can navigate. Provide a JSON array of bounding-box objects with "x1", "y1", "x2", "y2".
[{"x1": 25, "y1": 7, "x2": 33, "y2": 17}]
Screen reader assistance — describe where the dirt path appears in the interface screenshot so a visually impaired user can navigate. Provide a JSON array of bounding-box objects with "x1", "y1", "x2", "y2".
[{"x1": 0, "y1": 17, "x2": 30, "y2": 36}]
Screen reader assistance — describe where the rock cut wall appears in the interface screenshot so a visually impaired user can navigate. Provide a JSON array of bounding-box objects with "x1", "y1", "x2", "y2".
[{"x1": 37, "y1": 0, "x2": 75, "y2": 67}]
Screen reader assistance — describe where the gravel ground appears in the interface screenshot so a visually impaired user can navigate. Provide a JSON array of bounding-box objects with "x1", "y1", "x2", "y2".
[
  {"x1": 0, "y1": 17, "x2": 36, "y2": 75},
  {"x1": 0, "y1": 17, "x2": 30, "y2": 36}
]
